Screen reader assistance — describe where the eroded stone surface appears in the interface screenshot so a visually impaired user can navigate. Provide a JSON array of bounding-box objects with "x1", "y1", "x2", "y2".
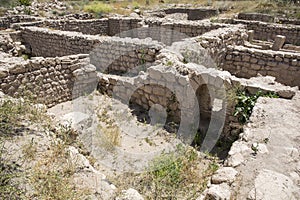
[{"x1": 211, "y1": 167, "x2": 238, "y2": 184}]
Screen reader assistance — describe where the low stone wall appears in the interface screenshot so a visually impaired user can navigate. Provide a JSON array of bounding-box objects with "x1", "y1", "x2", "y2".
[
  {"x1": 277, "y1": 18, "x2": 300, "y2": 25},
  {"x1": 237, "y1": 13, "x2": 274, "y2": 23},
  {"x1": 108, "y1": 17, "x2": 142, "y2": 36},
  {"x1": 0, "y1": 15, "x2": 41, "y2": 29},
  {"x1": 147, "y1": 19, "x2": 225, "y2": 37},
  {"x1": 21, "y1": 27, "x2": 163, "y2": 74},
  {"x1": 0, "y1": 54, "x2": 97, "y2": 107},
  {"x1": 21, "y1": 27, "x2": 101, "y2": 57},
  {"x1": 90, "y1": 37, "x2": 163, "y2": 74},
  {"x1": 41, "y1": 17, "x2": 142, "y2": 36},
  {"x1": 223, "y1": 19, "x2": 300, "y2": 45},
  {"x1": 222, "y1": 45, "x2": 300, "y2": 87},
  {"x1": 137, "y1": 19, "x2": 227, "y2": 45},
  {"x1": 237, "y1": 12, "x2": 300, "y2": 25},
  {"x1": 159, "y1": 7, "x2": 218, "y2": 20},
  {"x1": 43, "y1": 19, "x2": 109, "y2": 35}
]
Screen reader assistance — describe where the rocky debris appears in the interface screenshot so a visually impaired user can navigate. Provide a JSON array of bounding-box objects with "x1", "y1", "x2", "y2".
[
  {"x1": 116, "y1": 188, "x2": 144, "y2": 200},
  {"x1": 248, "y1": 169, "x2": 296, "y2": 200},
  {"x1": 164, "y1": 13, "x2": 188, "y2": 20},
  {"x1": 0, "y1": 32, "x2": 25, "y2": 56},
  {"x1": 6, "y1": 0, "x2": 68, "y2": 16},
  {"x1": 211, "y1": 167, "x2": 238, "y2": 184},
  {"x1": 49, "y1": 13, "x2": 94, "y2": 20}
]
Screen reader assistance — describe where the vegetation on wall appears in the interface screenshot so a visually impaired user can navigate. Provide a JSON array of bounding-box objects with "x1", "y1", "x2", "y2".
[{"x1": 234, "y1": 89, "x2": 278, "y2": 123}]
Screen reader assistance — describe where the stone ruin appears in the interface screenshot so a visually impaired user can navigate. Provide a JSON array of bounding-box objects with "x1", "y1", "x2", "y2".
[{"x1": 0, "y1": 8, "x2": 299, "y2": 199}]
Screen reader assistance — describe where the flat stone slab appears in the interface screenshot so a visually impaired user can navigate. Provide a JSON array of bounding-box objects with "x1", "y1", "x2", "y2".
[
  {"x1": 248, "y1": 169, "x2": 296, "y2": 200},
  {"x1": 211, "y1": 167, "x2": 238, "y2": 184}
]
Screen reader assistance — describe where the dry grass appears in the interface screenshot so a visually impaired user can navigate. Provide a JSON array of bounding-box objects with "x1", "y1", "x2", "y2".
[
  {"x1": 0, "y1": 96, "x2": 89, "y2": 199},
  {"x1": 96, "y1": 104, "x2": 121, "y2": 151},
  {"x1": 111, "y1": 145, "x2": 219, "y2": 199}
]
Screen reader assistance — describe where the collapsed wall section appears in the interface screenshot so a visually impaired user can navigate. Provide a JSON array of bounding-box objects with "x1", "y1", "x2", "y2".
[
  {"x1": 222, "y1": 45, "x2": 300, "y2": 87},
  {"x1": 0, "y1": 54, "x2": 96, "y2": 107}
]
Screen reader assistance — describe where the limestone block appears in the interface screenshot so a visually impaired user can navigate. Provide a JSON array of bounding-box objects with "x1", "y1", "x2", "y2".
[
  {"x1": 211, "y1": 167, "x2": 238, "y2": 184},
  {"x1": 204, "y1": 183, "x2": 231, "y2": 200},
  {"x1": 272, "y1": 35, "x2": 286, "y2": 51},
  {"x1": 248, "y1": 169, "x2": 296, "y2": 200}
]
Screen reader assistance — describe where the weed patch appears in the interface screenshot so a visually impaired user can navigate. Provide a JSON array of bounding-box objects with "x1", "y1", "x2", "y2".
[{"x1": 112, "y1": 145, "x2": 218, "y2": 199}]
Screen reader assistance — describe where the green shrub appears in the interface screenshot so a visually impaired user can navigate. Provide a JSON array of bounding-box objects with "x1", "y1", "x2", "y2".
[
  {"x1": 18, "y1": 0, "x2": 31, "y2": 6},
  {"x1": 234, "y1": 90, "x2": 278, "y2": 123},
  {"x1": 83, "y1": 2, "x2": 113, "y2": 16}
]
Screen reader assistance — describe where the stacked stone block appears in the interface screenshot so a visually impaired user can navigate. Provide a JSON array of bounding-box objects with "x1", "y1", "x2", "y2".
[
  {"x1": 21, "y1": 27, "x2": 163, "y2": 74},
  {"x1": 0, "y1": 54, "x2": 96, "y2": 107},
  {"x1": 224, "y1": 19, "x2": 300, "y2": 45},
  {"x1": 222, "y1": 45, "x2": 300, "y2": 87},
  {"x1": 0, "y1": 15, "x2": 41, "y2": 29}
]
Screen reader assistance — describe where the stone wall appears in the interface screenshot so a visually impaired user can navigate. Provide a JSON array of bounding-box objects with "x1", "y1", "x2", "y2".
[
  {"x1": 147, "y1": 19, "x2": 225, "y2": 37},
  {"x1": 21, "y1": 26, "x2": 163, "y2": 74},
  {"x1": 41, "y1": 17, "x2": 142, "y2": 36},
  {"x1": 237, "y1": 13, "x2": 274, "y2": 23},
  {"x1": 196, "y1": 24, "x2": 247, "y2": 66},
  {"x1": 223, "y1": 19, "x2": 300, "y2": 45},
  {"x1": 90, "y1": 37, "x2": 163, "y2": 75},
  {"x1": 151, "y1": 8, "x2": 218, "y2": 20},
  {"x1": 222, "y1": 45, "x2": 300, "y2": 87},
  {"x1": 237, "y1": 12, "x2": 300, "y2": 25},
  {"x1": 108, "y1": 17, "x2": 142, "y2": 36},
  {"x1": 0, "y1": 15, "x2": 41, "y2": 29},
  {"x1": 277, "y1": 18, "x2": 300, "y2": 25},
  {"x1": 127, "y1": 19, "x2": 227, "y2": 45},
  {"x1": 0, "y1": 54, "x2": 97, "y2": 107},
  {"x1": 43, "y1": 19, "x2": 109, "y2": 35},
  {"x1": 21, "y1": 27, "x2": 101, "y2": 57}
]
